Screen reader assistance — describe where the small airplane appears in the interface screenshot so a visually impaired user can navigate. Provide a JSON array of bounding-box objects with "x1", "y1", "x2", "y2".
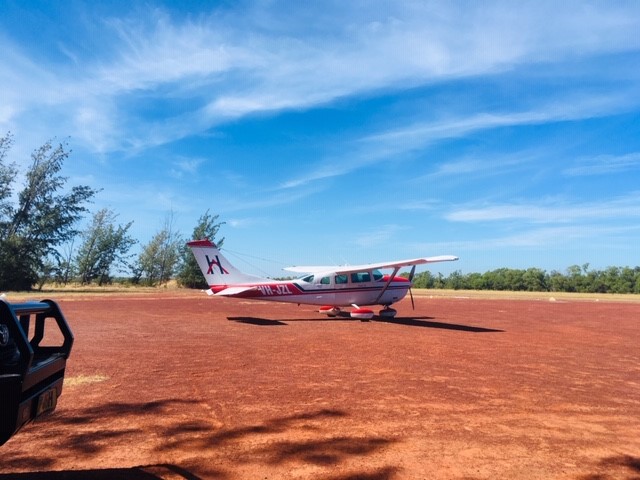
[{"x1": 187, "y1": 239, "x2": 458, "y2": 320}]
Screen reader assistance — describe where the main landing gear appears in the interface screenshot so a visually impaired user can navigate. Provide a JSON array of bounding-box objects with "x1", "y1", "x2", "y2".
[
  {"x1": 378, "y1": 307, "x2": 397, "y2": 318},
  {"x1": 318, "y1": 305, "x2": 398, "y2": 320}
]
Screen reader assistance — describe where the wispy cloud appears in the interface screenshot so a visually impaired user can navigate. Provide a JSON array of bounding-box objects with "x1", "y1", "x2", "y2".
[
  {"x1": 416, "y1": 149, "x2": 545, "y2": 183},
  {"x1": 352, "y1": 224, "x2": 407, "y2": 248},
  {"x1": 446, "y1": 193, "x2": 640, "y2": 223},
  {"x1": 169, "y1": 156, "x2": 205, "y2": 178},
  {"x1": 3, "y1": 2, "x2": 640, "y2": 156},
  {"x1": 412, "y1": 224, "x2": 640, "y2": 252},
  {"x1": 363, "y1": 91, "x2": 639, "y2": 149},
  {"x1": 228, "y1": 217, "x2": 266, "y2": 229},
  {"x1": 281, "y1": 92, "x2": 640, "y2": 189},
  {"x1": 563, "y1": 152, "x2": 640, "y2": 176},
  {"x1": 279, "y1": 156, "x2": 377, "y2": 189}
]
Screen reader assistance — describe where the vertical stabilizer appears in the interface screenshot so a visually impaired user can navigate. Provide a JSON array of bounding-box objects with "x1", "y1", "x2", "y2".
[{"x1": 187, "y1": 239, "x2": 267, "y2": 287}]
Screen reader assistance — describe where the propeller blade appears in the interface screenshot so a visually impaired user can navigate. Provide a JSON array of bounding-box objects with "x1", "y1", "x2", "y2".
[
  {"x1": 408, "y1": 265, "x2": 417, "y2": 282},
  {"x1": 408, "y1": 265, "x2": 417, "y2": 309}
]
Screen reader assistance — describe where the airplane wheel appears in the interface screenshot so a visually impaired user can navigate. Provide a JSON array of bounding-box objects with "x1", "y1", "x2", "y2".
[{"x1": 379, "y1": 308, "x2": 397, "y2": 318}]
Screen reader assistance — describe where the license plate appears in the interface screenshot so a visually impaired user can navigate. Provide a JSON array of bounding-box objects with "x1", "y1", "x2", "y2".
[{"x1": 36, "y1": 388, "x2": 58, "y2": 416}]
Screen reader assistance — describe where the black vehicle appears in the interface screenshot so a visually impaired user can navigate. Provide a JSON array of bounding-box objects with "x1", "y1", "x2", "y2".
[{"x1": 0, "y1": 299, "x2": 73, "y2": 445}]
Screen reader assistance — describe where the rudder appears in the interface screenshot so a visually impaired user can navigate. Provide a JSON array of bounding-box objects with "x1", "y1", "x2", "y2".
[{"x1": 187, "y1": 239, "x2": 265, "y2": 287}]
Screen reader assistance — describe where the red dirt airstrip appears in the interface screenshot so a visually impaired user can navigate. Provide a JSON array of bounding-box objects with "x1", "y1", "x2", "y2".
[{"x1": 0, "y1": 291, "x2": 639, "y2": 479}]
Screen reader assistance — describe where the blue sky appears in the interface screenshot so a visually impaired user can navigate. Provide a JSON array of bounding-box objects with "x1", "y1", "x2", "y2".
[{"x1": 2, "y1": 1, "x2": 640, "y2": 277}]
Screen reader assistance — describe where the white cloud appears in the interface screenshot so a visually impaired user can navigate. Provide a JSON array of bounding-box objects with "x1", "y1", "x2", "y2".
[
  {"x1": 3, "y1": 2, "x2": 640, "y2": 156},
  {"x1": 352, "y1": 224, "x2": 406, "y2": 247},
  {"x1": 362, "y1": 91, "x2": 639, "y2": 150},
  {"x1": 411, "y1": 224, "x2": 640, "y2": 252},
  {"x1": 446, "y1": 193, "x2": 640, "y2": 223},
  {"x1": 563, "y1": 152, "x2": 640, "y2": 176},
  {"x1": 281, "y1": 91, "x2": 640, "y2": 189},
  {"x1": 228, "y1": 218, "x2": 265, "y2": 229},
  {"x1": 169, "y1": 157, "x2": 205, "y2": 178}
]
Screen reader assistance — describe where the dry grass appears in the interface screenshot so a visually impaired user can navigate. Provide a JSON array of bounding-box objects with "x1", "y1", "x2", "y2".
[
  {"x1": 3, "y1": 283, "x2": 639, "y2": 303},
  {"x1": 1, "y1": 281, "x2": 187, "y2": 300},
  {"x1": 64, "y1": 374, "x2": 110, "y2": 388}
]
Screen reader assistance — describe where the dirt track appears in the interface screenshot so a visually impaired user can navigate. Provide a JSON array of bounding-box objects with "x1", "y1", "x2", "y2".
[{"x1": 1, "y1": 292, "x2": 639, "y2": 479}]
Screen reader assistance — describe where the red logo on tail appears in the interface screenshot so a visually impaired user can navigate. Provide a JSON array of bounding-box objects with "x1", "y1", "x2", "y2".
[{"x1": 206, "y1": 255, "x2": 229, "y2": 275}]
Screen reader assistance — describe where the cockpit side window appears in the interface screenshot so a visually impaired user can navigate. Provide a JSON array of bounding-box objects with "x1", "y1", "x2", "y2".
[
  {"x1": 350, "y1": 271, "x2": 371, "y2": 283},
  {"x1": 301, "y1": 275, "x2": 314, "y2": 283},
  {"x1": 320, "y1": 276, "x2": 330, "y2": 285},
  {"x1": 335, "y1": 274, "x2": 348, "y2": 284},
  {"x1": 372, "y1": 269, "x2": 383, "y2": 281}
]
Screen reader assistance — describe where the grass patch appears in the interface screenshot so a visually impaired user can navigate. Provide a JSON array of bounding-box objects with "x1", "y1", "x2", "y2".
[
  {"x1": 65, "y1": 374, "x2": 110, "y2": 388},
  {"x1": 1, "y1": 281, "x2": 196, "y2": 300},
  {"x1": 3, "y1": 285, "x2": 639, "y2": 303}
]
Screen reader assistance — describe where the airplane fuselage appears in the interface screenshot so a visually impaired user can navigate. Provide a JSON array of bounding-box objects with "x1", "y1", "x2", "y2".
[{"x1": 211, "y1": 273, "x2": 410, "y2": 307}]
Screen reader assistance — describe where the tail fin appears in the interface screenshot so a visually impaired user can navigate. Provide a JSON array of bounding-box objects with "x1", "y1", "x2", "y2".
[{"x1": 187, "y1": 239, "x2": 266, "y2": 287}]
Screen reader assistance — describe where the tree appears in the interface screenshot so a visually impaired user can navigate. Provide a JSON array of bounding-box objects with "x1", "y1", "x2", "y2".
[
  {"x1": 522, "y1": 268, "x2": 548, "y2": 292},
  {"x1": 53, "y1": 239, "x2": 76, "y2": 285},
  {"x1": 137, "y1": 213, "x2": 182, "y2": 285},
  {"x1": 75, "y1": 209, "x2": 136, "y2": 285},
  {"x1": 0, "y1": 133, "x2": 17, "y2": 222},
  {"x1": 467, "y1": 272, "x2": 486, "y2": 290},
  {"x1": 0, "y1": 134, "x2": 96, "y2": 290},
  {"x1": 176, "y1": 210, "x2": 225, "y2": 288},
  {"x1": 410, "y1": 270, "x2": 434, "y2": 289},
  {"x1": 445, "y1": 270, "x2": 466, "y2": 290}
]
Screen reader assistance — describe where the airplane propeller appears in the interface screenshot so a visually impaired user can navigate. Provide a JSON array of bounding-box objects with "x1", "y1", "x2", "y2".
[{"x1": 408, "y1": 264, "x2": 417, "y2": 310}]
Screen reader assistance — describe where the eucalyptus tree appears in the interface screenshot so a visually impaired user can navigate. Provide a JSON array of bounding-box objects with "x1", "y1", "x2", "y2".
[
  {"x1": 75, "y1": 208, "x2": 136, "y2": 285},
  {"x1": 176, "y1": 210, "x2": 225, "y2": 288},
  {"x1": 137, "y1": 213, "x2": 183, "y2": 285},
  {"x1": 0, "y1": 133, "x2": 96, "y2": 290}
]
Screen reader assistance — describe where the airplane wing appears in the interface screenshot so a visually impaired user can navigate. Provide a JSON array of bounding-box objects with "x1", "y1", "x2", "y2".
[{"x1": 284, "y1": 255, "x2": 458, "y2": 275}]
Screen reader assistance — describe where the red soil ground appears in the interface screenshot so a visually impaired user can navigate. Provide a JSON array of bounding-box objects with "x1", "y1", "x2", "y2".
[{"x1": 0, "y1": 292, "x2": 639, "y2": 479}]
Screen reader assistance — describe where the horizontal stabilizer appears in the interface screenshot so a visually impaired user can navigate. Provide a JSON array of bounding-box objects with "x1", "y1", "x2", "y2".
[{"x1": 214, "y1": 286, "x2": 259, "y2": 297}]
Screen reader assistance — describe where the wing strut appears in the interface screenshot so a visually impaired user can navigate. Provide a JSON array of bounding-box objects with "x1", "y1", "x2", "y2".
[{"x1": 373, "y1": 266, "x2": 400, "y2": 304}]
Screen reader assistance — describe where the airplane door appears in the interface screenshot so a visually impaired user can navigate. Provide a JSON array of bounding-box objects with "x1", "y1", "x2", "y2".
[{"x1": 310, "y1": 275, "x2": 335, "y2": 304}]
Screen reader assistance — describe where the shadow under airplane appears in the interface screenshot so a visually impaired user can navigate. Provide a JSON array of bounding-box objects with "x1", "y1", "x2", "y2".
[
  {"x1": 228, "y1": 316, "x2": 288, "y2": 326},
  {"x1": 228, "y1": 315, "x2": 503, "y2": 332},
  {"x1": 374, "y1": 316, "x2": 504, "y2": 332}
]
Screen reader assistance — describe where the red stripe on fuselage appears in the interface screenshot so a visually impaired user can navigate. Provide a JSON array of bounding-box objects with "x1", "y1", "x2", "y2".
[
  {"x1": 210, "y1": 279, "x2": 409, "y2": 297},
  {"x1": 210, "y1": 283, "x2": 304, "y2": 297}
]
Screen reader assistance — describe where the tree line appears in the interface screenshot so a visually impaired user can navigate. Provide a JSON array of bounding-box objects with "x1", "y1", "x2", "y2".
[
  {"x1": 2, "y1": 134, "x2": 639, "y2": 294},
  {"x1": 410, "y1": 265, "x2": 640, "y2": 294},
  {"x1": 0, "y1": 133, "x2": 223, "y2": 291}
]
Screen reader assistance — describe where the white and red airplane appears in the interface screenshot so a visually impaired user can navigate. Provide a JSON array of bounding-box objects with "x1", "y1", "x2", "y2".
[{"x1": 187, "y1": 239, "x2": 458, "y2": 320}]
